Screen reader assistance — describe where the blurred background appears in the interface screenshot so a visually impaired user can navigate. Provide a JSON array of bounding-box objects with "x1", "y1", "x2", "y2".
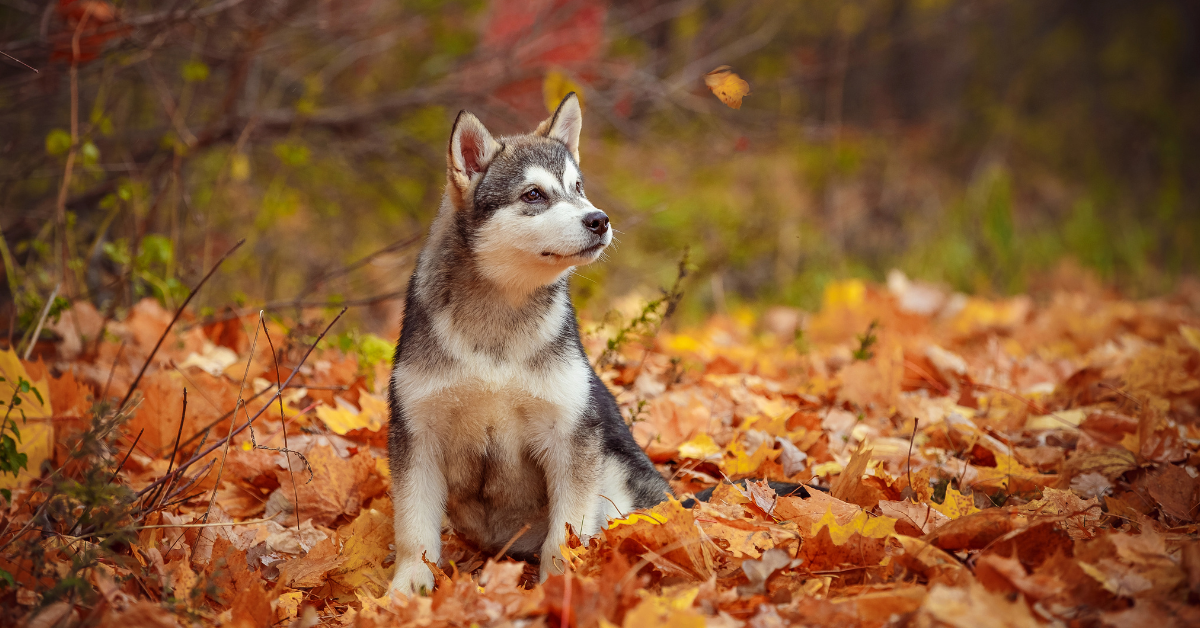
[{"x1": 0, "y1": 0, "x2": 1197, "y2": 338}]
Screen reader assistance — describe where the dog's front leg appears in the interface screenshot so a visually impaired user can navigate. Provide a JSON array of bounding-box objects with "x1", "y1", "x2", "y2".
[
  {"x1": 388, "y1": 426, "x2": 446, "y2": 597},
  {"x1": 537, "y1": 422, "x2": 601, "y2": 582}
]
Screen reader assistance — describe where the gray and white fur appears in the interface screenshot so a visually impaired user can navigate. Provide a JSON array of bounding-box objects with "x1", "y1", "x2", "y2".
[{"x1": 387, "y1": 93, "x2": 671, "y2": 596}]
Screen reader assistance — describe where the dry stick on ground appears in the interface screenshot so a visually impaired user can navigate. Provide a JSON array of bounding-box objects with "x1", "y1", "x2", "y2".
[
  {"x1": 203, "y1": 312, "x2": 265, "y2": 524},
  {"x1": 906, "y1": 418, "x2": 920, "y2": 503},
  {"x1": 148, "y1": 390, "x2": 188, "y2": 514},
  {"x1": 260, "y1": 317, "x2": 304, "y2": 529},
  {"x1": 176, "y1": 385, "x2": 273, "y2": 450},
  {"x1": 493, "y1": 524, "x2": 533, "y2": 561},
  {"x1": 106, "y1": 428, "x2": 144, "y2": 485},
  {"x1": 20, "y1": 282, "x2": 59, "y2": 360},
  {"x1": 130, "y1": 308, "x2": 347, "y2": 509},
  {"x1": 116, "y1": 239, "x2": 245, "y2": 414}
]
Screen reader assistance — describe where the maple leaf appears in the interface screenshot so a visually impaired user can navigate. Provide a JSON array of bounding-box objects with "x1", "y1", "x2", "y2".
[
  {"x1": 704, "y1": 66, "x2": 750, "y2": 109},
  {"x1": 326, "y1": 498, "x2": 394, "y2": 599}
]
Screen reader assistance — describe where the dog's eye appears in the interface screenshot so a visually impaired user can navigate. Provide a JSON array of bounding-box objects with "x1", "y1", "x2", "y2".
[
  {"x1": 521, "y1": 188, "x2": 543, "y2": 203},
  {"x1": 575, "y1": 181, "x2": 583, "y2": 194}
]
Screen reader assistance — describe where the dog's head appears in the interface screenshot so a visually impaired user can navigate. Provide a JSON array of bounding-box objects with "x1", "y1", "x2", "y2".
[{"x1": 445, "y1": 93, "x2": 610, "y2": 300}]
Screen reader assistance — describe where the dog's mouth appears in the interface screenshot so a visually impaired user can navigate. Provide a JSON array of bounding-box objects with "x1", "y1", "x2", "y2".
[{"x1": 541, "y1": 241, "x2": 606, "y2": 260}]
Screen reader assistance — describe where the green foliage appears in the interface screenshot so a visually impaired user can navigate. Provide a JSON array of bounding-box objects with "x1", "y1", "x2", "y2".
[
  {"x1": 597, "y1": 248, "x2": 690, "y2": 368},
  {"x1": 24, "y1": 403, "x2": 137, "y2": 609},
  {"x1": 181, "y1": 60, "x2": 210, "y2": 83},
  {"x1": 0, "y1": 376, "x2": 39, "y2": 503},
  {"x1": 102, "y1": 235, "x2": 188, "y2": 308},
  {"x1": 44, "y1": 129, "x2": 71, "y2": 156},
  {"x1": 327, "y1": 330, "x2": 394, "y2": 388},
  {"x1": 852, "y1": 320, "x2": 879, "y2": 362}
]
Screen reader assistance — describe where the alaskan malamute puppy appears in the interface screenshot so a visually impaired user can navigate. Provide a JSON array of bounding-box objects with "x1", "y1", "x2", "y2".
[{"x1": 387, "y1": 93, "x2": 671, "y2": 596}]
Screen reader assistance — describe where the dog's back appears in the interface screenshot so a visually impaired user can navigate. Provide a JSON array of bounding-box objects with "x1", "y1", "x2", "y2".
[{"x1": 387, "y1": 94, "x2": 670, "y2": 596}]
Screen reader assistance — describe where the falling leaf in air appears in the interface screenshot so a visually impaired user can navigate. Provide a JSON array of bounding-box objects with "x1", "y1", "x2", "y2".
[{"x1": 704, "y1": 66, "x2": 750, "y2": 109}]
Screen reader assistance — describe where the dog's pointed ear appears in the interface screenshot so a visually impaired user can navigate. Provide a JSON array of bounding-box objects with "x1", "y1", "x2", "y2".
[
  {"x1": 534, "y1": 92, "x2": 582, "y2": 163},
  {"x1": 448, "y1": 110, "x2": 500, "y2": 194}
]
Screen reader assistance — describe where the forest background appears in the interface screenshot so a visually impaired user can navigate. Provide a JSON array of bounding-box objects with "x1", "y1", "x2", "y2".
[{"x1": 1, "y1": 0, "x2": 1197, "y2": 333}]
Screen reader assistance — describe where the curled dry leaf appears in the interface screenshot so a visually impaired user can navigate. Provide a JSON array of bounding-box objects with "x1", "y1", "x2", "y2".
[{"x1": 704, "y1": 66, "x2": 750, "y2": 109}]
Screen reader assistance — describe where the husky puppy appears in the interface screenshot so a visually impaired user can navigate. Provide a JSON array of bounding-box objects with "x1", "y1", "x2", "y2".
[{"x1": 387, "y1": 93, "x2": 672, "y2": 596}]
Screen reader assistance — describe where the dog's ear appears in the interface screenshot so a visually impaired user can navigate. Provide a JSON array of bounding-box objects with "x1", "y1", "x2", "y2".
[
  {"x1": 448, "y1": 110, "x2": 500, "y2": 195},
  {"x1": 534, "y1": 92, "x2": 582, "y2": 163}
]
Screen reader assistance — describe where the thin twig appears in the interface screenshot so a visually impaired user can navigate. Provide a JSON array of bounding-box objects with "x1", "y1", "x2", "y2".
[
  {"x1": 21, "y1": 282, "x2": 59, "y2": 361},
  {"x1": 106, "y1": 428, "x2": 143, "y2": 485},
  {"x1": 152, "y1": 390, "x2": 188, "y2": 513},
  {"x1": 262, "y1": 316, "x2": 304, "y2": 527},
  {"x1": 117, "y1": 239, "x2": 245, "y2": 413},
  {"x1": 493, "y1": 523, "x2": 532, "y2": 561},
  {"x1": 0, "y1": 50, "x2": 38, "y2": 72},
  {"x1": 176, "y1": 384, "x2": 272, "y2": 450},
  {"x1": 100, "y1": 340, "x2": 125, "y2": 401},
  {"x1": 906, "y1": 418, "x2": 920, "y2": 503},
  {"x1": 203, "y1": 312, "x2": 264, "y2": 523}
]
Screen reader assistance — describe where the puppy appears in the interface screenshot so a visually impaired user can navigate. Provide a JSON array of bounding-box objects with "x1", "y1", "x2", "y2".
[{"x1": 387, "y1": 93, "x2": 671, "y2": 596}]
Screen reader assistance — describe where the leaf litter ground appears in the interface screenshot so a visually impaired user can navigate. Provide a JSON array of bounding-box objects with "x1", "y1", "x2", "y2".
[{"x1": 3, "y1": 273, "x2": 1200, "y2": 627}]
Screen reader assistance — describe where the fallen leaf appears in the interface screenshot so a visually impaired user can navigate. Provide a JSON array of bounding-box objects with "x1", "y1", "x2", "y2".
[
  {"x1": 1146, "y1": 463, "x2": 1197, "y2": 522},
  {"x1": 914, "y1": 581, "x2": 1042, "y2": 627},
  {"x1": 930, "y1": 486, "x2": 981, "y2": 520},
  {"x1": 328, "y1": 497, "x2": 394, "y2": 599},
  {"x1": 704, "y1": 66, "x2": 750, "y2": 109}
]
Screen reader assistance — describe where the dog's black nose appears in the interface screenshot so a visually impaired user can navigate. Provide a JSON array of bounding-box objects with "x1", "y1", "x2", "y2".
[{"x1": 583, "y1": 211, "x2": 609, "y2": 235}]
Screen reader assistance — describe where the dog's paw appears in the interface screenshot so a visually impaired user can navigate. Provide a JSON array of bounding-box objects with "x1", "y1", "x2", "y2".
[{"x1": 388, "y1": 559, "x2": 436, "y2": 597}]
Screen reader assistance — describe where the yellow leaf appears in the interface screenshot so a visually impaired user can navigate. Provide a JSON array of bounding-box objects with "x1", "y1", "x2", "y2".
[
  {"x1": 720, "y1": 440, "x2": 772, "y2": 476},
  {"x1": 971, "y1": 452, "x2": 1055, "y2": 492},
  {"x1": 543, "y1": 69, "x2": 585, "y2": 114},
  {"x1": 0, "y1": 349, "x2": 53, "y2": 492},
  {"x1": 703, "y1": 66, "x2": 750, "y2": 109},
  {"x1": 677, "y1": 433, "x2": 721, "y2": 460},
  {"x1": 0, "y1": 349, "x2": 51, "y2": 418},
  {"x1": 811, "y1": 507, "x2": 897, "y2": 545},
  {"x1": 315, "y1": 394, "x2": 384, "y2": 435},
  {"x1": 1181, "y1": 325, "x2": 1200, "y2": 352},
  {"x1": 329, "y1": 499, "x2": 393, "y2": 598},
  {"x1": 822, "y1": 279, "x2": 866, "y2": 311},
  {"x1": 608, "y1": 510, "x2": 669, "y2": 529},
  {"x1": 811, "y1": 461, "x2": 843, "y2": 477},
  {"x1": 1025, "y1": 408, "x2": 1085, "y2": 431},
  {"x1": 929, "y1": 486, "x2": 980, "y2": 520},
  {"x1": 665, "y1": 334, "x2": 703, "y2": 355},
  {"x1": 622, "y1": 587, "x2": 705, "y2": 628}
]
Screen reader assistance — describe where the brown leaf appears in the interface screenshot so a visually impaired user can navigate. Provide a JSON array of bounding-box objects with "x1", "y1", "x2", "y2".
[
  {"x1": 1146, "y1": 463, "x2": 1198, "y2": 522},
  {"x1": 268, "y1": 445, "x2": 383, "y2": 526},
  {"x1": 915, "y1": 582, "x2": 1043, "y2": 628},
  {"x1": 924, "y1": 508, "x2": 1026, "y2": 552},
  {"x1": 703, "y1": 66, "x2": 750, "y2": 109},
  {"x1": 830, "y1": 441, "x2": 873, "y2": 504},
  {"x1": 278, "y1": 536, "x2": 346, "y2": 589},
  {"x1": 879, "y1": 499, "x2": 950, "y2": 536},
  {"x1": 1019, "y1": 487, "x2": 1103, "y2": 540}
]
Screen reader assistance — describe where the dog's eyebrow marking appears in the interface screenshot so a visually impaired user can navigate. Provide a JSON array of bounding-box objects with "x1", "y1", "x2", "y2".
[
  {"x1": 523, "y1": 166, "x2": 562, "y2": 194},
  {"x1": 562, "y1": 159, "x2": 580, "y2": 192}
]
